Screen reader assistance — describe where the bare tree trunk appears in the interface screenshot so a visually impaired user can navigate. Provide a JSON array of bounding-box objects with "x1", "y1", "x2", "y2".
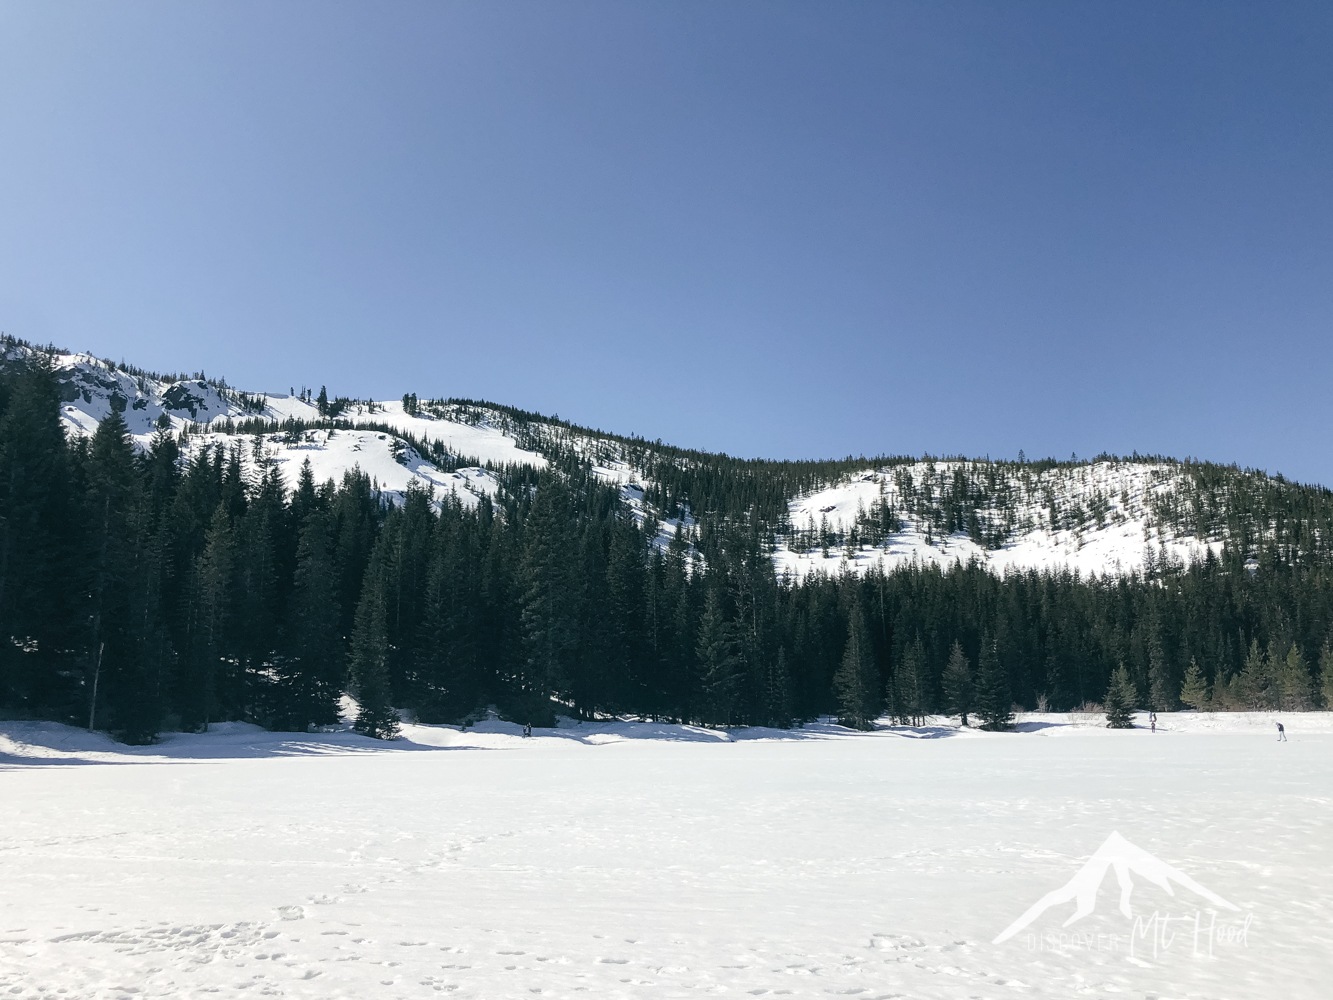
[{"x1": 88, "y1": 642, "x2": 104, "y2": 731}]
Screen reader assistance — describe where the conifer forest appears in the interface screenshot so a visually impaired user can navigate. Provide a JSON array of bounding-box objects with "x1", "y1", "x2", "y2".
[{"x1": 4, "y1": 346, "x2": 1333, "y2": 744}]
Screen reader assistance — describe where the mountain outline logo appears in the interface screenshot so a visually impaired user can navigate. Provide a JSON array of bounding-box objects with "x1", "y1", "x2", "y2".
[{"x1": 993, "y1": 831, "x2": 1239, "y2": 944}]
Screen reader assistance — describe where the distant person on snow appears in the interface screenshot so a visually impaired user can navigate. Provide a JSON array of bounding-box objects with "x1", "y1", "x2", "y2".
[
  {"x1": 1149, "y1": 711, "x2": 1157, "y2": 734},
  {"x1": 523, "y1": 723, "x2": 532, "y2": 738},
  {"x1": 1277, "y1": 721, "x2": 1286, "y2": 742}
]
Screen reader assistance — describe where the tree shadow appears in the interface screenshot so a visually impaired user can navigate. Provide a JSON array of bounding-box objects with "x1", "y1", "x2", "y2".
[
  {"x1": 0, "y1": 752, "x2": 130, "y2": 769},
  {"x1": 0, "y1": 720, "x2": 483, "y2": 766},
  {"x1": 882, "y1": 724, "x2": 960, "y2": 739},
  {"x1": 1012, "y1": 720, "x2": 1074, "y2": 733}
]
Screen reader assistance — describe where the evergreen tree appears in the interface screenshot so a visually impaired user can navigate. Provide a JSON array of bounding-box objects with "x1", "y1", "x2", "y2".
[
  {"x1": 109, "y1": 508, "x2": 173, "y2": 744},
  {"x1": 695, "y1": 585, "x2": 741, "y2": 726},
  {"x1": 1277, "y1": 644, "x2": 1313, "y2": 711},
  {"x1": 605, "y1": 514, "x2": 649, "y2": 715},
  {"x1": 188, "y1": 505, "x2": 238, "y2": 728},
  {"x1": 1178, "y1": 657, "x2": 1209, "y2": 710},
  {"x1": 897, "y1": 634, "x2": 928, "y2": 726},
  {"x1": 348, "y1": 551, "x2": 399, "y2": 739},
  {"x1": 942, "y1": 640, "x2": 974, "y2": 726},
  {"x1": 278, "y1": 509, "x2": 343, "y2": 730},
  {"x1": 83, "y1": 410, "x2": 153, "y2": 738},
  {"x1": 974, "y1": 633, "x2": 1013, "y2": 731},
  {"x1": 1104, "y1": 663, "x2": 1137, "y2": 728},
  {"x1": 762, "y1": 646, "x2": 793, "y2": 729},
  {"x1": 1321, "y1": 640, "x2": 1333, "y2": 710},
  {"x1": 0, "y1": 359, "x2": 75, "y2": 715},
  {"x1": 517, "y1": 473, "x2": 577, "y2": 723},
  {"x1": 379, "y1": 483, "x2": 435, "y2": 703},
  {"x1": 662, "y1": 532, "x2": 696, "y2": 721},
  {"x1": 1233, "y1": 640, "x2": 1273, "y2": 710},
  {"x1": 331, "y1": 468, "x2": 380, "y2": 645},
  {"x1": 1148, "y1": 640, "x2": 1175, "y2": 711},
  {"x1": 478, "y1": 501, "x2": 518, "y2": 704},
  {"x1": 416, "y1": 500, "x2": 483, "y2": 722},
  {"x1": 833, "y1": 599, "x2": 878, "y2": 730},
  {"x1": 237, "y1": 463, "x2": 286, "y2": 719},
  {"x1": 289, "y1": 458, "x2": 320, "y2": 530}
]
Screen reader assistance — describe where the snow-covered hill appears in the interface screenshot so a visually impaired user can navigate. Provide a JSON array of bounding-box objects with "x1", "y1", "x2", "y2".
[
  {"x1": 1, "y1": 342, "x2": 1307, "y2": 580},
  {"x1": 27, "y1": 349, "x2": 541, "y2": 508},
  {"x1": 776, "y1": 460, "x2": 1225, "y2": 580}
]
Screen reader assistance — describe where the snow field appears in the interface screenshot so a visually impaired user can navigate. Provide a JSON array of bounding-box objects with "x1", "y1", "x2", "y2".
[
  {"x1": 186, "y1": 429, "x2": 501, "y2": 509},
  {"x1": 41, "y1": 351, "x2": 545, "y2": 507},
  {"x1": 3, "y1": 715, "x2": 1330, "y2": 999},
  {"x1": 778, "y1": 461, "x2": 1225, "y2": 580},
  {"x1": 341, "y1": 400, "x2": 547, "y2": 470}
]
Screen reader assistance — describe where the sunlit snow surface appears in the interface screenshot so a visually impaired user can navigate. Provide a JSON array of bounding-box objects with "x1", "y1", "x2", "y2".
[
  {"x1": 3, "y1": 714, "x2": 1331, "y2": 999},
  {"x1": 777, "y1": 462, "x2": 1226, "y2": 580},
  {"x1": 187, "y1": 429, "x2": 501, "y2": 509},
  {"x1": 42, "y1": 352, "x2": 545, "y2": 509}
]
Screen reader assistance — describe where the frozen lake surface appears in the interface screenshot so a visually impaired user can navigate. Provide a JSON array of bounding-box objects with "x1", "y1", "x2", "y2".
[{"x1": 3, "y1": 714, "x2": 1330, "y2": 999}]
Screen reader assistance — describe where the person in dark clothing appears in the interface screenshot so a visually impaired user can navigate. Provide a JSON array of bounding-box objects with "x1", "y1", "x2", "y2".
[{"x1": 1276, "y1": 722, "x2": 1286, "y2": 742}]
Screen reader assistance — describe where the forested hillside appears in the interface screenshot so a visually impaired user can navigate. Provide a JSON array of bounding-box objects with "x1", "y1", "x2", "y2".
[{"x1": 3, "y1": 338, "x2": 1333, "y2": 743}]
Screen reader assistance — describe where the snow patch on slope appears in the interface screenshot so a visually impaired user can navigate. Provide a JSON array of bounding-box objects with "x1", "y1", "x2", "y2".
[
  {"x1": 778, "y1": 460, "x2": 1225, "y2": 579},
  {"x1": 189, "y1": 430, "x2": 499, "y2": 509},
  {"x1": 339, "y1": 399, "x2": 547, "y2": 469},
  {"x1": 41, "y1": 351, "x2": 546, "y2": 472}
]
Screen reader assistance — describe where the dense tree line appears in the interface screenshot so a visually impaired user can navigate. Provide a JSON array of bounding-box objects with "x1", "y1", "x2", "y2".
[{"x1": 4, "y1": 356, "x2": 1333, "y2": 744}]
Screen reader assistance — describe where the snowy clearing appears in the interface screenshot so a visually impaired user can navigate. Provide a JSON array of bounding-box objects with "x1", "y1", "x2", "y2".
[{"x1": 3, "y1": 714, "x2": 1330, "y2": 999}]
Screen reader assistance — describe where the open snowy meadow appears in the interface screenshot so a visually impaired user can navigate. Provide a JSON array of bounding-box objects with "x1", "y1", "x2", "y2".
[{"x1": 3, "y1": 714, "x2": 1330, "y2": 1000}]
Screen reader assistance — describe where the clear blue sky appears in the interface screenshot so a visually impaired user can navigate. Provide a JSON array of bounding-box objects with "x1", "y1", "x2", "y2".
[{"x1": 2, "y1": 2, "x2": 1330, "y2": 483}]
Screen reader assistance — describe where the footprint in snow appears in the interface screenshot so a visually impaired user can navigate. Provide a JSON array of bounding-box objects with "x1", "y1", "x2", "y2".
[{"x1": 869, "y1": 933, "x2": 925, "y2": 951}]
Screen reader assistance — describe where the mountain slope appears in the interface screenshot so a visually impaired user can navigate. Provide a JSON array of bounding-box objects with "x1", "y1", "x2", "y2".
[{"x1": 5, "y1": 337, "x2": 1330, "y2": 579}]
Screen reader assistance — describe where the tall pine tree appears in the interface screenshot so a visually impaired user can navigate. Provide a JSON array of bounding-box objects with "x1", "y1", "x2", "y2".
[
  {"x1": 834, "y1": 599, "x2": 879, "y2": 730},
  {"x1": 974, "y1": 633, "x2": 1013, "y2": 731},
  {"x1": 1178, "y1": 658, "x2": 1209, "y2": 710},
  {"x1": 1104, "y1": 663, "x2": 1137, "y2": 728},
  {"x1": 942, "y1": 640, "x2": 974, "y2": 727},
  {"x1": 348, "y1": 547, "x2": 399, "y2": 740},
  {"x1": 516, "y1": 473, "x2": 577, "y2": 724}
]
